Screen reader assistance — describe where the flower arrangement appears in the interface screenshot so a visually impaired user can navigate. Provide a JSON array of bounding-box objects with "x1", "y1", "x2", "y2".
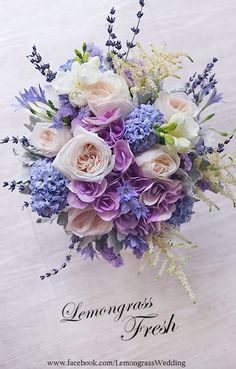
[{"x1": 2, "y1": 1, "x2": 236, "y2": 303}]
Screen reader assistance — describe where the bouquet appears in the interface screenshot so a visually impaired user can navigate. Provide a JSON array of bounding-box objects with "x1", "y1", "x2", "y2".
[{"x1": 2, "y1": 0, "x2": 236, "y2": 303}]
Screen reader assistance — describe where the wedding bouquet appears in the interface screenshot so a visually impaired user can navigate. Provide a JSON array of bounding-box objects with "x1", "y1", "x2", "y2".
[{"x1": 2, "y1": 0, "x2": 236, "y2": 302}]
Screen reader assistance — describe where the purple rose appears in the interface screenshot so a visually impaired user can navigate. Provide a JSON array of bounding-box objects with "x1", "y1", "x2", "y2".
[
  {"x1": 80, "y1": 110, "x2": 118, "y2": 133},
  {"x1": 67, "y1": 179, "x2": 107, "y2": 208},
  {"x1": 67, "y1": 191, "x2": 88, "y2": 209},
  {"x1": 109, "y1": 117, "x2": 125, "y2": 141},
  {"x1": 115, "y1": 212, "x2": 160, "y2": 236},
  {"x1": 93, "y1": 191, "x2": 120, "y2": 221},
  {"x1": 141, "y1": 179, "x2": 183, "y2": 221},
  {"x1": 127, "y1": 177, "x2": 152, "y2": 194},
  {"x1": 113, "y1": 140, "x2": 133, "y2": 173},
  {"x1": 115, "y1": 213, "x2": 139, "y2": 235}
]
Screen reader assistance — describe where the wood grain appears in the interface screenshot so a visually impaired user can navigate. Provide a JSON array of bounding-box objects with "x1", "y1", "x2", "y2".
[{"x1": 0, "y1": 0, "x2": 236, "y2": 368}]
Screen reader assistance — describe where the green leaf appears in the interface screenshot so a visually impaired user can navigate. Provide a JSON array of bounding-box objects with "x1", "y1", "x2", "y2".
[
  {"x1": 46, "y1": 110, "x2": 54, "y2": 118},
  {"x1": 83, "y1": 52, "x2": 90, "y2": 63},
  {"x1": 74, "y1": 49, "x2": 83, "y2": 59},
  {"x1": 200, "y1": 113, "x2": 215, "y2": 124},
  {"x1": 57, "y1": 212, "x2": 68, "y2": 227},
  {"x1": 107, "y1": 229, "x2": 123, "y2": 256},
  {"x1": 199, "y1": 157, "x2": 211, "y2": 171},
  {"x1": 48, "y1": 100, "x2": 58, "y2": 112},
  {"x1": 209, "y1": 128, "x2": 229, "y2": 137},
  {"x1": 82, "y1": 42, "x2": 87, "y2": 53}
]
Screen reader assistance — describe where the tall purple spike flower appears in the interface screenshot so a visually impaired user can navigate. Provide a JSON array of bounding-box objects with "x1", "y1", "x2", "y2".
[{"x1": 15, "y1": 85, "x2": 47, "y2": 111}]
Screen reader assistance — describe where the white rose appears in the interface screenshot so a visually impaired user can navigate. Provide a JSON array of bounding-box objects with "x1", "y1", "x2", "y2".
[
  {"x1": 167, "y1": 112, "x2": 200, "y2": 153},
  {"x1": 30, "y1": 122, "x2": 72, "y2": 158},
  {"x1": 135, "y1": 146, "x2": 180, "y2": 179},
  {"x1": 67, "y1": 207, "x2": 113, "y2": 237},
  {"x1": 87, "y1": 71, "x2": 134, "y2": 118},
  {"x1": 53, "y1": 126, "x2": 115, "y2": 183},
  {"x1": 154, "y1": 91, "x2": 196, "y2": 121},
  {"x1": 52, "y1": 57, "x2": 102, "y2": 107}
]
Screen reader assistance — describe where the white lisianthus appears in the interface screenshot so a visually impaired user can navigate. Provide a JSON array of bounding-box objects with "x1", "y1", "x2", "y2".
[
  {"x1": 52, "y1": 57, "x2": 102, "y2": 107},
  {"x1": 135, "y1": 146, "x2": 180, "y2": 179},
  {"x1": 154, "y1": 91, "x2": 197, "y2": 121},
  {"x1": 166, "y1": 112, "x2": 200, "y2": 153},
  {"x1": 30, "y1": 122, "x2": 72, "y2": 158},
  {"x1": 53, "y1": 126, "x2": 115, "y2": 183},
  {"x1": 87, "y1": 70, "x2": 134, "y2": 118}
]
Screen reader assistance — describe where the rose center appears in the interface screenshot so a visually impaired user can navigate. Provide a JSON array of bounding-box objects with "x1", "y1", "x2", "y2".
[
  {"x1": 40, "y1": 130, "x2": 56, "y2": 146},
  {"x1": 152, "y1": 156, "x2": 172, "y2": 174},
  {"x1": 76, "y1": 143, "x2": 99, "y2": 173},
  {"x1": 170, "y1": 97, "x2": 188, "y2": 112}
]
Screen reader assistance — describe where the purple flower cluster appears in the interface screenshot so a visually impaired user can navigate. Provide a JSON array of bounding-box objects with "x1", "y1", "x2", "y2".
[
  {"x1": 98, "y1": 239, "x2": 124, "y2": 267},
  {"x1": 30, "y1": 159, "x2": 69, "y2": 218},
  {"x1": 167, "y1": 196, "x2": 195, "y2": 227}
]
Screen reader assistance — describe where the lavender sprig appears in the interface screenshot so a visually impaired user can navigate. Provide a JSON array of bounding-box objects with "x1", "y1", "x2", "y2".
[
  {"x1": 40, "y1": 235, "x2": 83, "y2": 279},
  {"x1": 185, "y1": 58, "x2": 220, "y2": 106},
  {"x1": 0, "y1": 135, "x2": 29, "y2": 147},
  {"x1": 106, "y1": 7, "x2": 125, "y2": 62},
  {"x1": 40, "y1": 242, "x2": 75, "y2": 280},
  {"x1": 125, "y1": 0, "x2": 145, "y2": 60},
  {"x1": 2, "y1": 179, "x2": 29, "y2": 193},
  {"x1": 105, "y1": 1, "x2": 145, "y2": 63},
  {"x1": 27, "y1": 45, "x2": 57, "y2": 82},
  {"x1": 195, "y1": 134, "x2": 234, "y2": 156}
]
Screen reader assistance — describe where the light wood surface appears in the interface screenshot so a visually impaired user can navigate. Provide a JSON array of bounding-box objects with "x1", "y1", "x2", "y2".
[{"x1": 0, "y1": 1, "x2": 236, "y2": 368}]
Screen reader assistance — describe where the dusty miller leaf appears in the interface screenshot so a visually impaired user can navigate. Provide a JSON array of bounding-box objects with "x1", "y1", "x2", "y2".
[{"x1": 107, "y1": 229, "x2": 123, "y2": 256}]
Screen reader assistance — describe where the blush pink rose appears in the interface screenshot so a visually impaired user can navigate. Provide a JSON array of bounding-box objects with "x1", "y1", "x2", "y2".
[
  {"x1": 53, "y1": 126, "x2": 115, "y2": 183},
  {"x1": 87, "y1": 71, "x2": 134, "y2": 118},
  {"x1": 154, "y1": 91, "x2": 197, "y2": 121},
  {"x1": 30, "y1": 122, "x2": 72, "y2": 158},
  {"x1": 66, "y1": 207, "x2": 113, "y2": 237}
]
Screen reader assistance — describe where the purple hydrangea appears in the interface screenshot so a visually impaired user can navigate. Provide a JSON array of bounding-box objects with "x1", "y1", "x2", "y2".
[
  {"x1": 124, "y1": 104, "x2": 164, "y2": 154},
  {"x1": 167, "y1": 196, "x2": 195, "y2": 227},
  {"x1": 29, "y1": 159, "x2": 69, "y2": 218}
]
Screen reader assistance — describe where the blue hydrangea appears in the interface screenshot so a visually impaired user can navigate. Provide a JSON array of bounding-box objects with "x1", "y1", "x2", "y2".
[
  {"x1": 29, "y1": 159, "x2": 69, "y2": 218},
  {"x1": 167, "y1": 196, "x2": 195, "y2": 227},
  {"x1": 124, "y1": 104, "x2": 164, "y2": 154}
]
